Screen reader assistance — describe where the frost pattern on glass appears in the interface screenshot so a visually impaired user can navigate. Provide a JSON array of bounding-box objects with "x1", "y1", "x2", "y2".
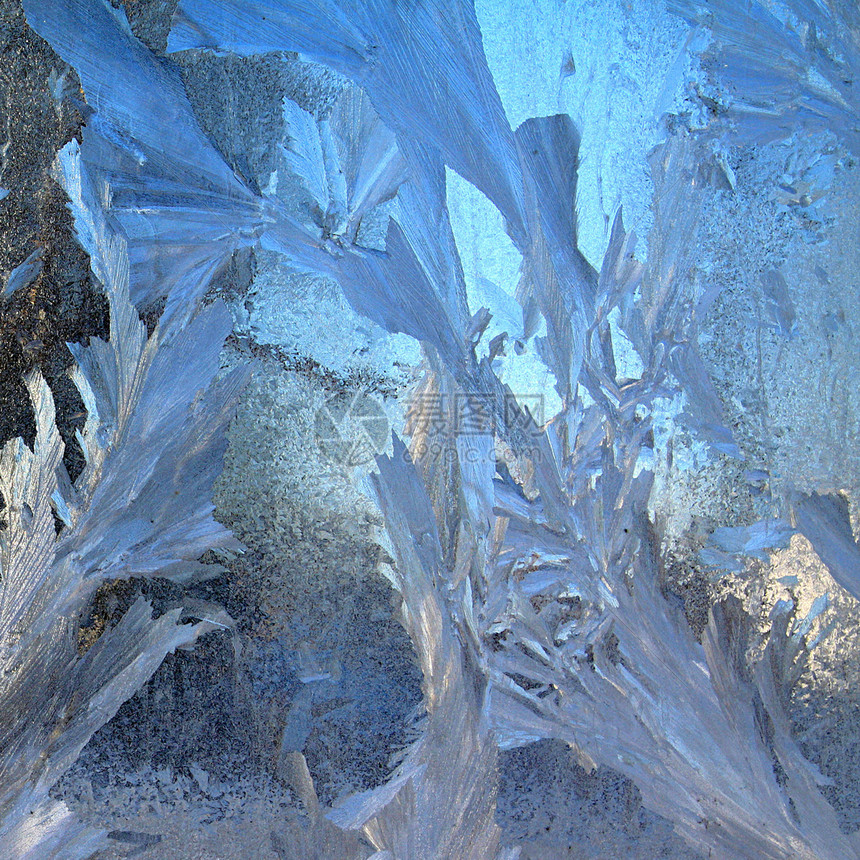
[{"x1": 6, "y1": 0, "x2": 858, "y2": 857}]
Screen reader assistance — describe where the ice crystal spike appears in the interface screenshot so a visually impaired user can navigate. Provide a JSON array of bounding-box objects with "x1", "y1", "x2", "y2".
[
  {"x1": 760, "y1": 269, "x2": 798, "y2": 339},
  {"x1": 3, "y1": 799, "x2": 105, "y2": 860},
  {"x1": 23, "y1": 0, "x2": 272, "y2": 317},
  {"x1": 3, "y1": 248, "x2": 44, "y2": 301},
  {"x1": 793, "y1": 491, "x2": 860, "y2": 602},
  {"x1": 515, "y1": 114, "x2": 597, "y2": 401},
  {"x1": 670, "y1": 0, "x2": 860, "y2": 154},
  {"x1": 701, "y1": 519, "x2": 795, "y2": 572},
  {"x1": 482, "y1": 446, "x2": 852, "y2": 857},
  {"x1": 320, "y1": 435, "x2": 513, "y2": 860},
  {"x1": 0, "y1": 115, "x2": 248, "y2": 857},
  {"x1": 332, "y1": 219, "x2": 467, "y2": 370},
  {"x1": 0, "y1": 373, "x2": 217, "y2": 856},
  {"x1": 277, "y1": 87, "x2": 410, "y2": 243},
  {"x1": 366, "y1": 126, "x2": 842, "y2": 857},
  {"x1": 168, "y1": 0, "x2": 529, "y2": 244},
  {"x1": 329, "y1": 87, "x2": 409, "y2": 240}
]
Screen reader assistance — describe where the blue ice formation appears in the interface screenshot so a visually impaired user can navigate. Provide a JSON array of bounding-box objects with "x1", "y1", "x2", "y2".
[{"x1": 3, "y1": 0, "x2": 857, "y2": 857}]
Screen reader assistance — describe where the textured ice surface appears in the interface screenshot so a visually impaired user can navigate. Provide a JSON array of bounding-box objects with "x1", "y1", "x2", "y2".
[
  {"x1": 2, "y1": 0, "x2": 860, "y2": 857},
  {"x1": 235, "y1": 251, "x2": 422, "y2": 379}
]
